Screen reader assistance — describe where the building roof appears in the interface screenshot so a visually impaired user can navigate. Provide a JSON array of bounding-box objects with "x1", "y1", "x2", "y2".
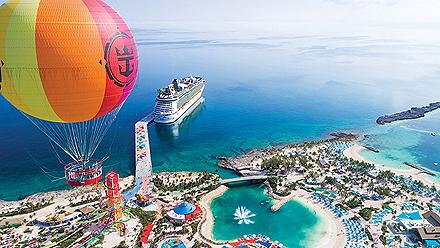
[
  {"x1": 417, "y1": 227, "x2": 440, "y2": 240},
  {"x1": 0, "y1": 217, "x2": 24, "y2": 226},
  {"x1": 173, "y1": 202, "x2": 196, "y2": 215},
  {"x1": 78, "y1": 205, "x2": 95, "y2": 215},
  {"x1": 423, "y1": 211, "x2": 440, "y2": 226}
]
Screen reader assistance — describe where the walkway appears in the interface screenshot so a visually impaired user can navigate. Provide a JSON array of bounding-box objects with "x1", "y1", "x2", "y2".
[{"x1": 220, "y1": 175, "x2": 268, "y2": 185}]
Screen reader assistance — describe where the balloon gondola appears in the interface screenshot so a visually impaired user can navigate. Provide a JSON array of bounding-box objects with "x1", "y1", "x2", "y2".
[
  {"x1": 0, "y1": 0, "x2": 139, "y2": 186},
  {"x1": 64, "y1": 159, "x2": 103, "y2": 186}
]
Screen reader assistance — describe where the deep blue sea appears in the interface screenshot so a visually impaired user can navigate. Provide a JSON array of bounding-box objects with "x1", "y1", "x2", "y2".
[{"x1": 1, "y1": 26, "x2": 440, "y2": 200}]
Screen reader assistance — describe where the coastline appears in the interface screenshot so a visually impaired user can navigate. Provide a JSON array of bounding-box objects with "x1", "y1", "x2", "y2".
[
  {"x1": 0, "y1": 176, "x2": 134, "y2": 217},
  {"x1": 199, "y1": 184, "x2": 346, "y2": 248},
  {"x1": 295, "y1": 195, "x2": 346, "y2": 248},
  {"x1": 344, "y1": 144, "x2": 440, "y2": 188},
  {"x1": 198, "y1": 185, "x2": 229, "y2": 242},
  {"x1": 269, "y1": 188, "x2": 346, "y2": 248}
]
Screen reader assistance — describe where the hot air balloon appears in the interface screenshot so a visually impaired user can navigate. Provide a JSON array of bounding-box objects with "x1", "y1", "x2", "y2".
[{"x1": 0, "y1": 0, "x2": 139, "y2": 186}]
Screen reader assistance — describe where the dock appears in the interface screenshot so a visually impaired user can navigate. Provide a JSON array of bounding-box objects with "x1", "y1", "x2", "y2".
[
  {"x1": 362, "y1": 145, "x2": 379, "y2": 153},
  {"x1": 134, "y1": 120, "x2": 154, "y2": 195},
  {"x1": 404, "y1": 162, "x2": 436, "y2": 176}
]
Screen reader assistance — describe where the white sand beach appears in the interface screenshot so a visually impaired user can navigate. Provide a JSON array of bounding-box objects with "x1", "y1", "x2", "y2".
[
  {"x1": 344, "y1": 144, "x2": 439, "y2": 188},
  {"x1": 293, "y1": 190, "x2": 346, "y2": 248},
  {"x1": 198, "y1": 185, "x2": 228, "y2": 241}
]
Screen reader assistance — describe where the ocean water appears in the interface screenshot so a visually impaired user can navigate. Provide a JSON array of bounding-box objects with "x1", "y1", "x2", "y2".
[
  {"x1": 1, "y1": 26, "x2": 440, "y2": 200},
  {"x1": 211, "y1": 185, "x2": 327, "y2": 248},
  {"x1": 360, "y1": 110, "x2": 440, "y2": 182}
]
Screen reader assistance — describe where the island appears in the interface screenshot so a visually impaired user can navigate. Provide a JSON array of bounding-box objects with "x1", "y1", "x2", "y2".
[
  {"x1": 376, "y1": 102, "x2": 440, "y2": 125},
  {"x1": 1, "y1": 136, "x2": 440, "y2": 248}
]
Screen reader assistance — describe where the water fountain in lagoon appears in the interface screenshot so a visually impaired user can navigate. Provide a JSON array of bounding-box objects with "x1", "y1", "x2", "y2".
[{"x1": 234, "y1": 206, "x2": 256, "y2": 225}]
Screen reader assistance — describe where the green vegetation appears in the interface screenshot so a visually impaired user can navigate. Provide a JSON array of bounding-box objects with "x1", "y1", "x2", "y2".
[
  {"x1": 70, "y1": 195, "x2": 101, "y2": 207},
  {"x1": 345, "y1": 197, "x2": 363, "y2": 209},
  {"x1": 379, "y1": 234, "x2": 386, "y2": 245},
  {"x1": 53, "y1": 229, "x2": 84, "y2": 248},
  {"x1": 377, "y1": 170, "x2": 395, "y2": 181},
  {"x1": 0, "y1": 201, "x2": 53, "y2": 217},
  {"x1": 130, "y1": 207, "x2": 155, "y2": 226},
  {"x1": 359, "y1": 208, "x2": 373, "y2": 221},
  {"x1": 154, "y1": 172, "x2": 219, "y2": 192},
  {"x1": 365, "y1": 228, "x2": 373, "y2": 241},
  {"x1": 375, "y1": 186, "x2": 392, "y2": 197},
  {"x1": 115, "y1": 241, "x2": 129, "y2": 248}
]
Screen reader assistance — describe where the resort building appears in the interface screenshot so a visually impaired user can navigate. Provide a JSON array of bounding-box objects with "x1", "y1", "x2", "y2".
[
  {"x1": 423, "y1": 211, "x2": 440, "y2": 226},
  {"x1": 37, "y1": 210, "x2": 81, "y2": 227},
  {"x1": 415, "y1": 227, "x2": 440, "y2": 248},
  {"x1": 166, "y1": 201, "x2": 202, "y2": 223},
  {"x1": 78, "y1": 205, "x2": 96, "y2": 218},
  {"x1": 413, "y1": 211, "x2": 440, "y2": 248}
]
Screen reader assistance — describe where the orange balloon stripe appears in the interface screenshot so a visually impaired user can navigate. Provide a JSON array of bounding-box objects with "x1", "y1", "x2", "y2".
[
  {"x1": 35, "y1": 0, "x2": 106, "y2": 122},
  {"x1": 81, "y1": 0, "x2": 123, "y2": 119}
]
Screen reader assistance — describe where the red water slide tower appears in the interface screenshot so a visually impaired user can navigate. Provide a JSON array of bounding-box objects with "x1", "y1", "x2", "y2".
[
  {"x1": 105, "y1": 170, "x2": 124, "y2": 231},
  {"x1": 105, "y1": 170, "x2": 121, "y2": 205}
]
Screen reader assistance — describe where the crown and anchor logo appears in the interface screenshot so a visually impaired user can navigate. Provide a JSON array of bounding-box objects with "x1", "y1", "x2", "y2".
[
  {"x1": 104, "y1": 32, "x2": 137, "y2": 87},
  {"x1": 115, "y1": 45, "x2": 134, "y2": 77}
]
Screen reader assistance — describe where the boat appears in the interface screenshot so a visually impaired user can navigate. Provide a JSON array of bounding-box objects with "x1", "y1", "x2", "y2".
[
  {"x1": 431, "y1": 132, "x2": 436, "y2": 136},
  {"x1": 434, "y1": 163, "x2": 438, "y2": 166},
  {"x1": 154, "y1": 75, "x2": 205, "y2": 124}
]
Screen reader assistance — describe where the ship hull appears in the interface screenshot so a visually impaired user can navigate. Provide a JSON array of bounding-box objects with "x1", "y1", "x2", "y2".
[{"x1": 154, "y1": 85, "x2": 204, "y2": 124}]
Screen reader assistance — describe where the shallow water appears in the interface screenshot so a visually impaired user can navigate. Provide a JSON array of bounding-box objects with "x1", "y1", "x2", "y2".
[{"x1": 211, "y1": 185, "x2": 327, "y2": 248}]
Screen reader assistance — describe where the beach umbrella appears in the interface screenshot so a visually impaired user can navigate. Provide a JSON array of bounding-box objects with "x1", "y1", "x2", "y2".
[{"x1": 0, "y1": 0, "x2": 138, "y2": 185}]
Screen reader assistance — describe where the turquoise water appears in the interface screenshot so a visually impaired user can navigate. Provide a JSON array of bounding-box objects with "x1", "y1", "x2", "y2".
[
  {"x1": 360, "y1": 110, "x2": 440, "y2": 182},
  {"x1": 1, "y1": 27, "x2": 440, "y2": 200},
  {"x1": 211, "y1": 185, "x2": 326, "y2": 247}
]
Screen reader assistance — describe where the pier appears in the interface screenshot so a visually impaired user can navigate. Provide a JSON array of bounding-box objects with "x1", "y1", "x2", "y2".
[
  {"x1": 362, "y1": 145, "x2": 379, "y2": 153},
  {"x1": 404, "y1": 162, "x2": 436, "y2": 176},
  {"x1": 124, "y1": 112, "x2": 155, "y2": 199},
  {"x1": 133, "y1": 120, "x2": 154, "y2": 195}
]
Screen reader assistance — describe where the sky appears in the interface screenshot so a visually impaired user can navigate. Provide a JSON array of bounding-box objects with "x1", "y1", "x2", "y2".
[
  {"x1": 104, "y1": 0, "x2": 440, "y2": 30},
  {"x1": 1, "y1": 1, "x2": 439, "y2": 34}
]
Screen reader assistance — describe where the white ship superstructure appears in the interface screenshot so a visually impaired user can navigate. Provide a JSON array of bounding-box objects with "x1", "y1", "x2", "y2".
[{"x1": 154, "y1": 76, "x2": 205, "y2": 124}]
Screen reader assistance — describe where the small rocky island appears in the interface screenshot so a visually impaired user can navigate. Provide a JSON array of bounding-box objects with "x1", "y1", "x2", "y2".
[{"x1": 376, "y1": 102, "x2": 440, "y2": 125}]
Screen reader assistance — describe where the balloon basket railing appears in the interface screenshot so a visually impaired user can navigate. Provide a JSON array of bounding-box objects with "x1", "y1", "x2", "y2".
[{"x1": 64, "y1": 159, "x2": 103, "y2": 186}]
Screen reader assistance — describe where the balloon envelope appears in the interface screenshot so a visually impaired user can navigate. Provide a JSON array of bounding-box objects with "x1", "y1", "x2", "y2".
[{"x1": 0, "y1": 0, "x2": 139, "y2": 123}]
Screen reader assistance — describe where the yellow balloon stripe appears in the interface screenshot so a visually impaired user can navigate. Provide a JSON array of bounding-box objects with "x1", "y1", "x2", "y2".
[
  {"x1": 1, "y1": 0, "x2": 61, "y2": 122},
  {"x1": 0, "y1": 1, "x2": 21, "y2": 112}
]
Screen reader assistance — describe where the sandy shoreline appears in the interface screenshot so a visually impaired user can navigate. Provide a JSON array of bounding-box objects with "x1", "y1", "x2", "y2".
[
  {"x1": 295, "y1": 195, "x2": 346, "y2": 248},
  {"x1": 344, "y1": 144, "x2": 440, "y2": 188},
  {"x1": 269, "y1": 189, "x2": 346, "y2": 248},
  {"x1": 198, "y1": 185, "x2": 345, "y2": 248},
  {"x1": 199, "y1": 185, "x2": 229, "y2": 242}
]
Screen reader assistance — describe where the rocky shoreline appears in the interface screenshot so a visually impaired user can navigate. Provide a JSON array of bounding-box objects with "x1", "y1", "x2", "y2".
[
  {"x1": 376, "y1": 102, "x2": 440, "y2": 125},
  {"x1": 217, "y1": 133, "x2": 357, "y2": 176}
]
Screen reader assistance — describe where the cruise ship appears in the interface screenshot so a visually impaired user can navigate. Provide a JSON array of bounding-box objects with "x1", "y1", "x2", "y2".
[{"x1": 154, "y1": 76, "x2": 205, "y2": 124}]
